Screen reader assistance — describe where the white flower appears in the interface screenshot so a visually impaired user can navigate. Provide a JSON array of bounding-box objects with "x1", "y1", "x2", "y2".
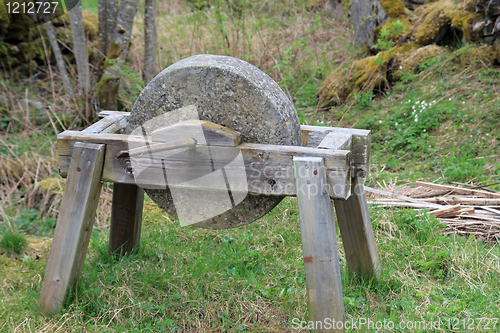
[
  {"x1": 395, "y1": 122, "x2": 398, "y2": 126},
  {"x1": 449, "y1": 98, "x2": 452, "y2": 101},
  {"x1": 379, "y1": 120, "x2": 382, "y2": 123},
  {"x1": 416, "y1": 101, "x2": 420, "y2": 104},
  {"x1": 462, "y1": 101, "x2": 465, "y2": 104},
  {"x1": 423, "y1": 129, "x2": 426, "y2": 132},
  {"x1": 399, "y1": 66, "x2": 403, "y2": 69}
]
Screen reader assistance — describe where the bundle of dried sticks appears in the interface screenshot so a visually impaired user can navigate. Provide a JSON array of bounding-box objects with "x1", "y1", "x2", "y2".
[{"x1": 365, "y1": 181, "x2": 500, "y2": 243}]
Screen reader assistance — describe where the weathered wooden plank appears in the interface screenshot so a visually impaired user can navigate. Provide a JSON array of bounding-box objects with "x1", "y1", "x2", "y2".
[
  {"x1": 364, "y1": 186, "x2": 443, "y2": 209},
  {"x1": 100, "y1": 115, "x2": 128, "y2": 134},
  {"x1": 109, "y1": 183, "x2": 144, "y2": 255},
  {"x1": 428, "y1": 204, "x2": 461, "y2": 217},
  {"x1": 57, "y1": 131, "x2": 352, "y2": 199},
  {"x1": 98, "y1": 110, "x2": 130, "y2": 118},
  {"x1": 304, "y1": 125, "x2": 370, "y2": 178},
  {"x1": 416, "y1": 181, "x2": 500, "y2": 198},
  {"x1": 333, "y1": 177, "x2": 381, "y2": 279},
  {"x1": 422, "y1": 197, "x2": 500, "y2": 205},
  {"x1": 318, "y1": 132, "x2": 352, "y2": 151},
  {"x1": 293, "y1": 157, "x2": 344, "y2": 332},
  {"x1": 95, "y1": 112, "x2": 370, "y2": 178},
  {"x1": 39, "y1": 142, "x2": 105, "y2": 314},
  {"x1": 82, "y1": 114, "x2": 125, "y2": 133}
]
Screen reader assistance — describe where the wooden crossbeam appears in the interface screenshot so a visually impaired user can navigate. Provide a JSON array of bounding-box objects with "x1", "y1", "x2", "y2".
[
  {"x1": 303, "y1": 125, "x2": 371, "y2": 178},
  {"x1": 57, "y1": 130, "x2": 352, "y2": 199},
  {"x1": 96, "y1": 111, "x2": 371, "y2": 179}
]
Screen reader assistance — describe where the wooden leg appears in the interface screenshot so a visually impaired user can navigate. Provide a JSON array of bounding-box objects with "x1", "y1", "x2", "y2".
[
  {"x1": 109, "y1": 183, "x2": 144, "y2": 254},
  {"x1": 333, "y1": 176, "x2": 381, "y2": 279},
  {"x1": 293, "y1": 157, "x2": 344, "y2": 333},
  {"x1": 39, "y1": 142, "x2": 105, "y2": 314}
]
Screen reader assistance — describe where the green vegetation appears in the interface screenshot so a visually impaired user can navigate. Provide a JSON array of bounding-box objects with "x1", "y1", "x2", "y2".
[
  {"x1": 0, "y1": 229, "x2": 28, "y2": 255},
  {"x1": 1, "y1": 200, "x2": 499, "y2": 331},
  {"x1": 1, "y1": 0, "x2": 499, "y2": 331}
]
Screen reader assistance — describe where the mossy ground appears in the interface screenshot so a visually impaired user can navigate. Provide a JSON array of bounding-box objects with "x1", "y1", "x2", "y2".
[
  {"x1": 411, "y1": 0, "x2": 481, "y2": 45},
  {"x1": 380, "y1": 0, "x2": 407, "y2": 18}
]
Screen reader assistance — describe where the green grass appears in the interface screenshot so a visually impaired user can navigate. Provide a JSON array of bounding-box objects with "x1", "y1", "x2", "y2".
[
  {"x1": 326, "y1": 52, "x2": 500, "y2": 188},
  {"x1": 0, "y1": 229, "x2": 28, "y2": 255},
  {"x1": 1, "y1": 199, "x2": 499, "y2": 331},
  {"x1": 1, "y1": 1, "x2": 500, "y2": 331}
]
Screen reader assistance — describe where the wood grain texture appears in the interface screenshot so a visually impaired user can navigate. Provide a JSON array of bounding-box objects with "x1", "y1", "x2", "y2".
[
  {"x1": 57, "y1": 131, "x2": 352, "y2": 199},
  {"x1": 109, "y1": 183, "x2": 144, "y2": 254},
  {"x1": 333, "y1": 177, "x2": 381, "y2": 279},
  {"x1": 99, "y1": 110, "x2": 131, "y2": 118},
  {"x1": 82, "y1": 114, "x2": 126, "y2": 134},
  {"x1": 318, "y1": 132, "x2": 352, "y2": 151},
  {"x1": 294, "y1": 157, "x2": 345, "y2": 332},
  {"x1": 39, "y1": 142, "x2": 105, "y2": 314},
  {"x1": 416, "y1": 181, "x2": 500, "y2": 198},
  {"x1": 364, "y1": 186, "x2": 443, "y2": 209}
]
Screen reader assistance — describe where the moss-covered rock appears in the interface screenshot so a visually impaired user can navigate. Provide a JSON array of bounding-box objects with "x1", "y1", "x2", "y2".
[
  {"x1": 375, "y1": 17, "x2": 413, "y2": 43},
  {"x1": 450, "y1": 12, "x2": 482, "y2": 41},
  {"x1": 411, "y1": 0, "x2": 482, "y2": 45},
  {"x1": 454, "y1": 44, "x2": 499, "y2": 66},
  {"x1": 392, "y1": 44, "x2": 447, "y2": 80},
  {"x1": 493, "y1": 41, "x2": 500, "y2": 61},
  {"x1": 319, "y1": 43, "x2": 421, "y2": 106},
  {"x1": 318, "y1": 66, "x2": 350, "y2": 106},
  {"x1": 0, "y1": 9, "x2": 98, "y2": 78},
  {"x1": 381, "y1": 0, "x2": 407, "y2": 17}
]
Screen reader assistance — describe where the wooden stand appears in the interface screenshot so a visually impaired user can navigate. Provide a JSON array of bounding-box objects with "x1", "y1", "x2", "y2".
[
  {"x1": 39, "y1": 112, "x2": 380, "y2": 332},
  {"x1": 294, "y1": 157, "x2": 344, "y2": 332}
]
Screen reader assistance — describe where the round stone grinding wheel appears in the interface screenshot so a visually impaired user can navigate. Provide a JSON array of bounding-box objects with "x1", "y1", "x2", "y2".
[{"x1": 128, "y1": 54, "x2": 302, "y2": 229}]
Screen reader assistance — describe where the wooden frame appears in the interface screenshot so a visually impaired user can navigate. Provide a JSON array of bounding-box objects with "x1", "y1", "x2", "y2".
[{"x1": 39, "y1": 112, "x2": 380, "y2": 332}]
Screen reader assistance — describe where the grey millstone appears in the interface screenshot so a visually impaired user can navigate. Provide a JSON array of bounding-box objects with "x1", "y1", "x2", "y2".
[{"x1": 128, "y1": 54, "x2": 302, "y2": 229}]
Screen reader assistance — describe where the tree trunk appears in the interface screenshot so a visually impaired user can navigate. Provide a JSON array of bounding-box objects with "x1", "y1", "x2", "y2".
[
  {"x1": 44, "y1": 20, "x2": 75, "y2": 99},
  {"x1": 96, "y1": 0, "x2": 118, "y2": 82},
  {"x1": 143, "y1": 0, "x2": 157, "y2": 84},
  {"x1": 352, "y1": 0, "x2": 387, "y2": 46},
  {"x1": 68, "y1": 0, "x2": 89, "y2": 95},
  {"x1": 97, "y1": 0, "x2": 138, "y2": 111}
]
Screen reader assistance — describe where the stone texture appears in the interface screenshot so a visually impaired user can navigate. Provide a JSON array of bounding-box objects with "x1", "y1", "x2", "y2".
[
  {"x1": 352, "y1": 0, "x2": 388, "y2": 47},
  {"x1": 128, "y1": 54, "x2": 302, "y2": 229}
]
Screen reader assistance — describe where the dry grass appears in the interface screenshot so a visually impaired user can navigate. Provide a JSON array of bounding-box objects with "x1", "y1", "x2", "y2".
[{"x1": 128, "y1": 1, "x2": 355, "y2": 94}]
